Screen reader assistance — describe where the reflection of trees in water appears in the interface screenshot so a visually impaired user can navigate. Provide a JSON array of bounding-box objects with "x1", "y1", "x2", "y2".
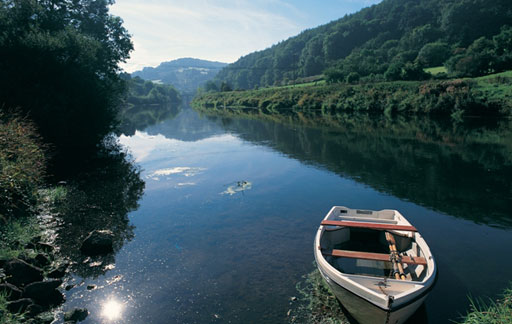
[
  {"x1": 203, "y1": 109, "x2": 512, "y2": 227},
  {"x1": 54, "y1": 138, "x2": 144, "y2": 278},
  {"x1": 117, "y1": 102, "x2": 182, "y2": 136}
]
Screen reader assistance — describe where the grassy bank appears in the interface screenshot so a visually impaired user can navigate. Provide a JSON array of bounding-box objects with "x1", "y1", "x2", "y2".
[
  {"x1": 193, "y1": 72, "x2": 512, "y2": 119},
  {"x1": 0, "y1": 116, "x2": 66, "y2": 323},
  {"x1": 457, "y1": 286, "x2": 512, "y2": 324}
]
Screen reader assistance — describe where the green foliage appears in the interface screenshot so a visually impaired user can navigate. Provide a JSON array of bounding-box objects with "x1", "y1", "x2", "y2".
[
  {"x1": 345, "y1": 72, "x2": 360, "y2": 84},
  {"x1": 0, "y1": 293, "x2": 24, "y2": 324},
  {"x1": 0, "y1": 215, "x2": 40, "y2": 260},
  {"x1": 220, "y1": 81, "x2": 233, "y2": 92},
  {"x1": 290, "y1": 268, "x2": 348, "y2": 324},
  {"x1": 446, "y1": 26, "x2": 512, "y2": 77},
  {"x1": 214, "y1": 0, "x2": 512, "y2": 87},
  {"x1": 424, "y1": 66, "x2": 447, "y2": 75},
  {"x1": 193, "y1": 74, "x2": 512, "y2": 118},
  {"x1": 0, "y1": 0, "x2": 133, "y2": 151},
  {"x1": 324, "y1": 68, "x2": 345, "y2": 84},
  {"x1": 417, "y1": 42, "x2": 451, "y2": 66},
  {"x1": 117, "y1": 75, "x2": 182, "y2": 136},
  {"x1": 457, "y1": 286, "x2": 512, "y2": 324},
  {"x1": 205, "y1": 80, "x2": 219, "y2": 92},
  {"x1": 0, "y1": 115, "x2": 45, "y2": 221}
]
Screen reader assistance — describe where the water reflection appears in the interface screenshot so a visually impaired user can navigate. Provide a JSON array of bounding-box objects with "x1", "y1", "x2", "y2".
[
  {"x1": 54, "y1": 138, "x2": 145, "y2": 278},
  {"x1": 117, "y1": 102, "x2": 182, "y2": 136},
  {"x1": 60, "y1": 106, "x2": 512, "y2": 324},
  {"x1": 201, "y1": 109, "x2": 512, "y2": 228}
]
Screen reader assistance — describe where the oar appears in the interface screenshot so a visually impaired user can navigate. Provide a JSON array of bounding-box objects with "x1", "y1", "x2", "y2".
[{"x1": 385, "y1": 232, "x2": 406, "y2": 280}]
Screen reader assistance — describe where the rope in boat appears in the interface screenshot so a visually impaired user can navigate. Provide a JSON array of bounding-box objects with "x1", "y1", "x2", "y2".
[{"x1": 377, "y1": 278, "x2": 393, "y2": 324}]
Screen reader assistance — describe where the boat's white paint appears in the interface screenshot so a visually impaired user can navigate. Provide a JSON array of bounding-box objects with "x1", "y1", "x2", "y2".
[{"x1": 314, "y1": 206, "x2": 437, "y2": 324}]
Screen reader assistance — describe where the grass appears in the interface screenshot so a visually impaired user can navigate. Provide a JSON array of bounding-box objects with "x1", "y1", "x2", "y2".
[
  {"x1": 456, "y1": 286, "x2": 512, "y2": 324},
  {"x1": 0, "y1": 114, "x2": 46, "y2": 221},
  {"x1": 290, "y1": 267, "x2": 348, "y2": 324},
  {"x1": 0, "y1": 216, "x2": 40, "y2": 260},
  {"x1": 424, "y1": 66, "x2": 447, "y2": 75},
  {"x1": 0, "y1": 293, "x2": 24, "y2": 324}
]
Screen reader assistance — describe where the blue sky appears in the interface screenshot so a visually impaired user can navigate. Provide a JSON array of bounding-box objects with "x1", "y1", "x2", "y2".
[{"x1": 111, "y1": 0, "x2": 381, "y2": 72}]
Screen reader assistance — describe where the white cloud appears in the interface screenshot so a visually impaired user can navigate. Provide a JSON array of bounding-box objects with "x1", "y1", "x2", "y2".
[
  {"x1": 110, "y1": 1, "x2": 383, "y2": 72},
  {"x1": 111, "y1": 0, "x2": 303, "y2": 71}
]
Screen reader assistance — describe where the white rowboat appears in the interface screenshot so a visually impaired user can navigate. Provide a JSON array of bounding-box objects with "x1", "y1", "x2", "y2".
[{"x1": 314, "y1": 206, "x2": 437, "y2": 324}]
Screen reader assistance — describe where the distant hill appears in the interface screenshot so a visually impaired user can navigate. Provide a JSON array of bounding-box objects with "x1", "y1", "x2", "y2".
[
  {"x1": 132, "y1": 58, "x2": 228, "y2": 94},
  {"x1": 214, "y1": 0, "x2": 512, "y2": 89}
]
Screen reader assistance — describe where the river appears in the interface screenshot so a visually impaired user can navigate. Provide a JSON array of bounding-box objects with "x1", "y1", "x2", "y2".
[{"x1": 60, "y1": 105, "x2": 512, "y2": 323}]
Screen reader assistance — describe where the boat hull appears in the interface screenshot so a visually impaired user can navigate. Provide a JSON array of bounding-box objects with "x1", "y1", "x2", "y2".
[
  {"x1": 314, "y1": 206, "x2": 437, "y2": 324},
  {"x1": 318, "y1": 267, "x2": 427, "y2": 324}
]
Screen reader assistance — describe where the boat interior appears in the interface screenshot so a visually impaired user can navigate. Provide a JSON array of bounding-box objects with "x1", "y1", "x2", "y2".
[{"x1": 320, "y1": 209, "x2": 428, "y2": 282}]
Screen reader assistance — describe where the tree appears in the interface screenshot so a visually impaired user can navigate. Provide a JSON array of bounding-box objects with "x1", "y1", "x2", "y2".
[
  {"x1": 384, "y1": 62, "x2": 403, "y2": 81},
  {"x1": 205, "y1": 80, "x2": 219, "y2": 92},
  {"x1": 346, "y1": 72, "x2": 360, "y2": 84},
  {"x1": 0, "y1": 0, "x2": 133, "y2": 152},
  {"x1": 416, "y1": 42, "x2": 451, "y2": 67},
  {"x1": 445, "y1": 37, "x2": 496, "y2": 77},
  {"x1": 493, "y1": 26, "x2": 512, "y2": 71},
  {"x1": 324, "y1": 68, "x2": 345, "y2": 84},
  {"x1": 220, "y1": 82, "x2": 232, "y2": 92}
]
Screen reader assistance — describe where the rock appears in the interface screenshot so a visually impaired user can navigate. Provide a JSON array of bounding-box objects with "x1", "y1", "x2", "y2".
[
  {"x1": 80, "y1": 230, "x2": 114, "y2": 256},
  {"x1": 86, "y1": 284, "x2": 96, "y2": 290},
  {"x1": 0, "y1": 283, "x2": 22, "y2": 300},
  {"x1": 30, "y1": 235, "x2": 43, "y2": 244},
  {"x1": 34, "y1": 253, "x2": 50, "y2": 268},
  {"x1": 65, "y1": 284, "x2": 76, "y2": 291},
  {"x1": 64, "y1": 308, "x2": 89, "y2": 322},
  {"x1": 27, "y1": 303, "x2": 45, "y2": 316},
  {"x1": 36, "y1": 242, "x2": 55, "y2": 253},
  {"x1": 34, "y1": 312, "x2": 55, "y2": 324},
  {"x1": 23, "y1": 280, "x2": 64, "y2": 306},
  {"x1": 24, "y1": 279, "x2": 63, "y2": 298},
  {"x1": 7, "y1": 298, "x2": 34, "y2": 313},
  {"x1": 48, "y1": 264, "x2": 68, "y2": 278},
  {"x1": 44, "y1": 290, "x2": 65, "y2": 307},
  {"x1": 4, "y1": 259, "x2": 43, "y2": 286},
  {"x1": 25, "y1": 242, "x2": 36, "y2": 249}
]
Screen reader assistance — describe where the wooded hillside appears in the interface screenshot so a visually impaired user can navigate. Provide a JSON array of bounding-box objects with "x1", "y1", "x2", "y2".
[{"x1": 213, "y1": 0, "x2": 512, "y2": 89}]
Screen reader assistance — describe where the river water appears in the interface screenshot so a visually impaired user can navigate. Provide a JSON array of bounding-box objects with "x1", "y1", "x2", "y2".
[{"x1": 60, "y1": 106, "x2": 512, "y2": 323}]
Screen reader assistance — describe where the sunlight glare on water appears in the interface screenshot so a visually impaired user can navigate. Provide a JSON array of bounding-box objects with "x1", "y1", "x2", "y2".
[{"x1": 101, "y1": 299, "x2": 124, "y2": 321}]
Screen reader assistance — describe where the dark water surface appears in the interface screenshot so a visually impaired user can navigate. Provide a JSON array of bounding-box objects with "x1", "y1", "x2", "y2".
[{"x1": 61, "y1": 107, "x2": 512, "y2": 323}]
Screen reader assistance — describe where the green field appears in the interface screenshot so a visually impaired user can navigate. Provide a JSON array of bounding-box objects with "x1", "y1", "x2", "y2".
[{"x1": 424, "y1": 66, "x2": 447, "y2": 75}]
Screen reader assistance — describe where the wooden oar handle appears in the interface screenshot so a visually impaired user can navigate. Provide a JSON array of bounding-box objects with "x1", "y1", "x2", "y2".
[{"x1": 385, "y1": 232, "x2": 407, "y2": 280}]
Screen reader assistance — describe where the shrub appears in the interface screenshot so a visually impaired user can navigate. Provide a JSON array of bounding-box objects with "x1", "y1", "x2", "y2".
[{"x1": 0, "y1": 114, "x2": 45, "y2": 221}]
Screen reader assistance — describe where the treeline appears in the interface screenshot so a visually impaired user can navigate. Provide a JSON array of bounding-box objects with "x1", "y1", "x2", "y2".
[
  {"x1": 193, "y1": 71, "x2": 512, "y2": 119},
  {"x1": 117, "y1": 75, "x2": 182, "y2": 136},
  {"x1": 213, "y1": 0, "x2": 512, "y2": 89},
  {"x1": 0, "y1": 0, "x2": 132, "y2": 152},
  {"x1": 122, "y1": 75, "x2": 181, "y2": 107}
]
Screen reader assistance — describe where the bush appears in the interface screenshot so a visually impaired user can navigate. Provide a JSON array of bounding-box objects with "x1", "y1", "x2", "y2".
[{"x1": 0, "y1": 114, "x2": 46, "y2": 221}]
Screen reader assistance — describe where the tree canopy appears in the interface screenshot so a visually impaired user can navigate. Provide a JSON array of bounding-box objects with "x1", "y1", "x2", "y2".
[
  {"x1": 214, "y1": 0, "x2": 512, "y2": 88},
  {"x1": 0, "y1": 0, "x2": 133, "y2": 151}
]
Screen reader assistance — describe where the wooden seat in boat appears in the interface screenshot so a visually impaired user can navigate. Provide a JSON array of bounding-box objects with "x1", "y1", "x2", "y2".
[
  {"x1": 321, "y1": 220, "x2": 417, "y2": 232},
  {"x1": 322, "y1": 249, "x2": 427, "y2": 266}
]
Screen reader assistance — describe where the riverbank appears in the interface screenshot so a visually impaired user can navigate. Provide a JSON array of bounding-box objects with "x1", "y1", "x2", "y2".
[
  {"x1": 1, "y1": 117, "x2": 74, "y2": 323},
  {"x1": 192, "y1": 71, "x2": 512, "y2": 119}
]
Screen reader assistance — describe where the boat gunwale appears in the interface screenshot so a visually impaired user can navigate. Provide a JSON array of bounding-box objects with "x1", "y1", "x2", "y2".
[{"x1": 314, "y1": 206, "x2": 437, "y2": 311}]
